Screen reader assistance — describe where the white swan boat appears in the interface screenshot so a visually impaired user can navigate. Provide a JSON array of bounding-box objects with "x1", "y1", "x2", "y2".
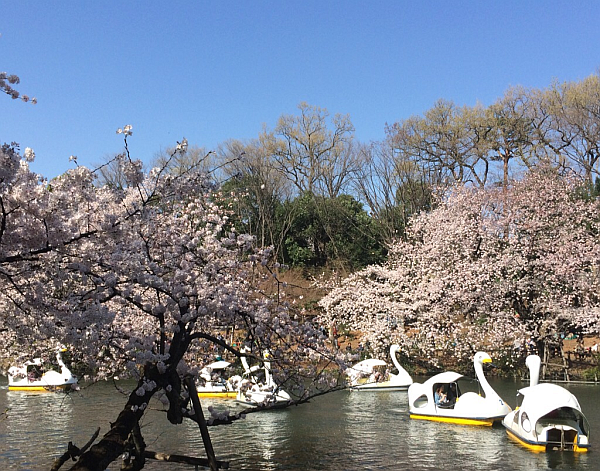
[
  {"x1": 408, "y1": 351, "x2": 511, "y2": 426},
  {"x1": 196, "y1": 360, "x2": 240, "y2": 399},
  {"x1": 236, "y1": 350, "x2": 291, "y2": 406},
  {"x1": 346, "y1": 344, "x2": 413, "y2": 391},
  {"x1": 502, "y1": 355, "x2": 590, "y2": 452},
  {"x1": 8, "y1": 348, "x2": 78, "y2": 392}
]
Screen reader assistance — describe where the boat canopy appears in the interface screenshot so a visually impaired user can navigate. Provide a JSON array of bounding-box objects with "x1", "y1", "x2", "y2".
[
  {"x1": 518, "y1": 383, "x2": 584, "y2": 426},
  {"x1": 421, "y1": 371, "x2": 463, "y2": 387},
  {"x1": 206, "y1": 360, "x2": 231, "y2": 370},
  {"x1": 347, "y1": 359, "x2": 387, "y2": 376}
]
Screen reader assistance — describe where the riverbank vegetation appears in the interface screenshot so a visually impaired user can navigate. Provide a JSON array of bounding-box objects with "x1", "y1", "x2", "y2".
[{"x1": 1, "y1": 70, "x2": 600, "y2": 469}]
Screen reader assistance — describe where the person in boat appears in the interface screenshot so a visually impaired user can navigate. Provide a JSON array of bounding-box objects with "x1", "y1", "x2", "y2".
[
  {"x1": 446, "y1": 382, "x2": 459, "y2": 404},
  {"x1": 434, "y1": 385, "x2": 447, "y2": 405},
  {"x1": 28, "y1": 365, "x2": 42, "y2": 381}
]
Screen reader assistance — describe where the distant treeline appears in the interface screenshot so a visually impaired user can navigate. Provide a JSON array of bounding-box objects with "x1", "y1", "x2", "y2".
[{"x1": 96, "y1": 72, "x2": 600, "y2": 273}]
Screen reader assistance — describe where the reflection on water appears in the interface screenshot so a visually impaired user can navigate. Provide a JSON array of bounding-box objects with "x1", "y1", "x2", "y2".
[
  {"x1": 0, "y1": 382, "x2": 129, "y2": 470},
  {"x1": 2, "y1": 390, "x2": 76, "y2": 469},
  {"x1": 0, "y1": 377, "x2": 598, "y2": 470}
]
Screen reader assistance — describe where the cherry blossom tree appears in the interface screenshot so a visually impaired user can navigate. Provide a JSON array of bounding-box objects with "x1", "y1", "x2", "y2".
[
  {"x1": 319, "y1": 165, "x2": 600, "y2": 372},
  {"x1": 0, "y1": 130, "x2": 341, "y2": 470},
  {"x1": 0, "y1": 71, "x2": 36, "y2": 104}
]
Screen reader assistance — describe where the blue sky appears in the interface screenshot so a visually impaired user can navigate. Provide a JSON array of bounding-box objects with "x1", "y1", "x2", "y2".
[{"x1": 2, "y1": 1, "x2": 600, "y2": 179}]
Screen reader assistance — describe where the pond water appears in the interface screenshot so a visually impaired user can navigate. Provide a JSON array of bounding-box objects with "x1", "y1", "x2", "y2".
[{"x1": 0, "y1": 377, "x2": 598, "y2": 470}]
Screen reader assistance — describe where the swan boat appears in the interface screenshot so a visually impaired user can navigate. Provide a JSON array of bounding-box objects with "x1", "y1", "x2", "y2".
[
  {"x1": 408, "y1": 351, "x2": 511, "y2": 426},
  {"x1": 236, "y1": 350, "x2": 291, "y2": 406},
  {"x1": 8, "y1": 348, "x2": 78, "y2": 392},
  {"x1": 346, "y1": 344, "x2": 413, "y2": 391},
  {"x1": 502, "y1": 355, "x2": 590, "y2": 452},
  {"x1": 196, "y1": 360, "x2": 240, "y2": 399}
]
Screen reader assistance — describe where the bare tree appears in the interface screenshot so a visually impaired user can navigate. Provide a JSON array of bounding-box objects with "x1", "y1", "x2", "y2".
[
  {"x1": 353, "y1": 139, "x2": 436, "y2": 243},
  {"x1": 483, "y1": 86, "x2": 537, "y2": 189},
  {"x1": 260, "y1": 102, "x2": 357, "y2": 198},
  {"x1": 151, "y1": 142, "x2": 216, "y2": 177},
  {"x1": 216, "y1": 139, "x2": 296, "y2": 260},
  {"x1": 541, "y1": 73, "x2": 600, "y2": 185},
  {"x1": 388, "y1": 100, "x2": 491, "y2": 188},
  {"x1": 93, "y1": 153, "x2": 130, "y2": 189}
]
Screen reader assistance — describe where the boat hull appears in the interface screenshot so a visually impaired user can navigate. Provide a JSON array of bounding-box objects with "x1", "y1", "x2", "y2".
[
  {"x1": 409, "y1": 413, "x2": 502, "y2": 426},
  {"x1": 505, "y1": 426, "x2": 589, "y2": 453},
  {"x1": 8, "y1": 383, "x2": 75, "y2": 392},
  {"x1": 236, "y1": 388, "x2": 291, "y2": 406},
  {"x1": 351, "y1": 383, "x2": 409, "y2": 392},
  {"x1": 197, "y1": 391, "x2": 237, "y2": 399}
]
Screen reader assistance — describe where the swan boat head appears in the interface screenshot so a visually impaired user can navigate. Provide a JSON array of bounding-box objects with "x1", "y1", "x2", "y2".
[
  {"x1": 388, "y1": 344, "x2": 413, "y2": 387},
  {"x1": 525, "y1": 354, "x2": 541, "y2": 387}
]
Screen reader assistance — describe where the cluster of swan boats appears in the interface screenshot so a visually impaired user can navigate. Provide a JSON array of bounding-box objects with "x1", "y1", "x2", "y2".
[
  {"x1": 195, "y1": 348, "x2": 292, "y2": 406},
  {"x1": 7, "y1": 345, "x2": 591, "y2": 452},
  {"x1": 347, "y1": 346, "x2": 590, "y2": 453},
  {"x1": 7, "y1": 346, "x2": 290, "y2": 407}
]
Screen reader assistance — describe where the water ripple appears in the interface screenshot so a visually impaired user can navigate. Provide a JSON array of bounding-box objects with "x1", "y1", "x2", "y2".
[{"x1": 0, "y1": 379, "x2": 599, "y2": 470}]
